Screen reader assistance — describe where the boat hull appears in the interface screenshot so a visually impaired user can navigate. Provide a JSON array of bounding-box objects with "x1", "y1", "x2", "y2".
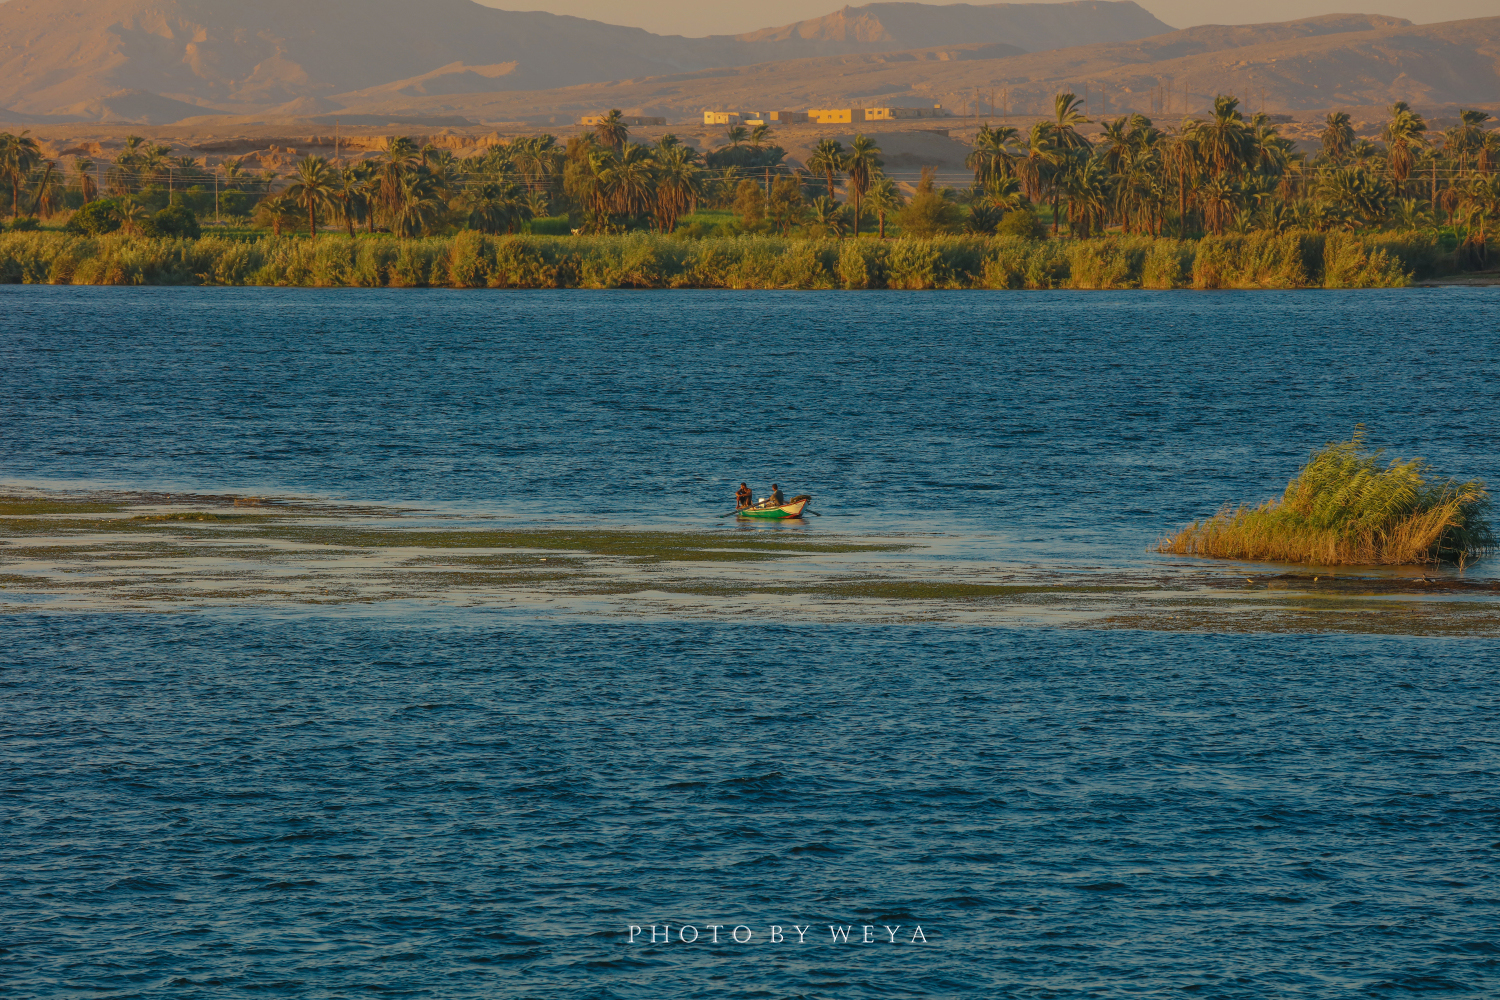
[{"x1": 737, "y1": 498, "x2": 811, "y2": 519}]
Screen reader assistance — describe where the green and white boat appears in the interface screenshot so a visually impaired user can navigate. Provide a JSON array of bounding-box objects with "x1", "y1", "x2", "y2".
[{"x1": 737, "y1": 495, "x2": 813, "y2": 519}]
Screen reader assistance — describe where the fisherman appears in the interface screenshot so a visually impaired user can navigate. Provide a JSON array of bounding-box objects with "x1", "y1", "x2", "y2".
[
  {"x1": 769, "y1": 483, "x2": 785, "y2": 506},
  {"x1": 735, "y1": 482, "x2": 753, "y2": 509}
]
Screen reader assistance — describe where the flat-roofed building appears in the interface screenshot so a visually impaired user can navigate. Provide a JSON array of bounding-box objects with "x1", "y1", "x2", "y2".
[
  {"x1": 580, "y1": 114, "x2": 666, "y2": 126},
  {"x1": 806, "y1": 108, "x2": 866, "y2": 124},
  {"x1": 765, "y1": 111, "x2": 809, "y2": 123},
  {"x1": 864, "y1": 105, "x2": 947, "y2": 120},
  {"x1": 704, "y1": 111, "x2": 761, "y2": 125},
  {"x1": 805, "y1": 106, "x2": 948, "y2": 124}
]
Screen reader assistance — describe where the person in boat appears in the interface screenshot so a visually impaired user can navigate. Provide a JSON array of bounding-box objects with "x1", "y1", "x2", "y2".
[
  {"x1": 769, "y1": 483, "x2": 785, "y2": 506},
  {"x1": 735, "y1": 483, "x2": 753, "y2": 509}
]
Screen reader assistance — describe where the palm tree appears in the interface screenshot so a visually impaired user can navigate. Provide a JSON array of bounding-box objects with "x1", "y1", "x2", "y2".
[
  {"x1": 1459, "y1": 173, "x2": 1500, "y2": 265},
  {"x1": 1320, "y1": 111, "x2": 1355, "y2": 164},
  {"x1": 333, "y1": 165, "x2": 369, "y2": 237},
  {"x1": 865, "y1": 174, "x2": 902, "y2": 238},
  {"x1": 724, "y1": 125, "x2": 749, "y2": 148},
  {"x1": 139, "y1": 144, "x2": 171, "y2": 188},
  {"x1": 1382, "y1": 101, "x2": 1428, "y2": 193},
  {"x1": 594, "y1": 110, "x2": 629, "y2": 154},
  {"x1": 806, "y1": 138, "x2": 846, "y2": 201},
  {"x1": 1051, "y1": 92, "x2": 1092, "y2": 152},
  {"x1": 1061, "y1": 155, "x2": 1112, "y2": 237},
  {"x1": 513, "y1": 135, "x2": 560, "y2": 195},
  {"x1": 1096, "y1": 117, "x2": 1132, "y2": 176},
  {"x1": 525, "y1": 190, "x2": 551, "y2": 222},
  {"x1": 284, "y1": 155, "x2": 337, "y2": 239},
  {"x1": 967, "y1": 124, "x2": 1019, "y2": 190},
  {"x1": 750, "y1": 124, "x2": 772, "y2": 150},
  {"x1": 379, "y1": 137, "x2": 421, "y2": 222},
  {"x1": 653, "y1": 143, "x2": 702, "y2": 232},
  {"x1": 1015, "y1": 121, "x2": 1057, "y2": 206},
  {"x1": 984, "y1": 175, "x2": 1026, "y2": 212},
  {"x1": 964, "y1": 202, "x2": 1004, "y2": 234},
  {"x1": 1164, "y1": 126, "x2": 1202, "y2": 237},
  {"x1": 117, "y1": 197, "x2": 149, "y2": 235},
  {"x1": 610, "y1": 143, "x2": 656, "y2": 219},
  {"x1": 1197, "y1": 175, "x2": 1240, "y2": 236},
  {"x1": 1444, "y1": 109, "x2": 1493, "y2": 176},
  {"x1": 0, "y1": 130, "x2": 42, "y2": 217},
  {"x1": 72, "y1": 158, "x2": 98, "y2": 204},
  {"x1": 392, "y1": 171, "x2": 441, "y2": 237},
  {"x1": 766, "y1": 173, "x2": 806, "y2": 235},
  {"x1": 843, "y1": 133, "x2": 882, "y2": 237},
  {"x1": 804, "y1": 195, "x2": 847, "y2": 238},
  {"x1": 1318, "y1": 166, "x2": 1391, "y2": 230},
  {"x1": 1390, "y1": 197, "x2": 1433, "y2": 231},
  {"x1": 1198, "y1": 95, "x2": 1251, "y2": 178}
]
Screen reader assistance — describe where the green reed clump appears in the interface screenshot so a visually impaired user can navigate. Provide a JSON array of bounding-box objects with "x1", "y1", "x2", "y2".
[
  {"x1": 0, "y1": 231, "x2": 1455, "y2": 290},
  {"x1": 1160, "y1": 432, "x2": 1495, "y2": 567}
]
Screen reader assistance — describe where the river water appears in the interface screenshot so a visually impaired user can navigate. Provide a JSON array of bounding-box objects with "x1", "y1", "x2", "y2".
[{"x1": 3, "y1": 285, "x2": 1500, "y2": 997}]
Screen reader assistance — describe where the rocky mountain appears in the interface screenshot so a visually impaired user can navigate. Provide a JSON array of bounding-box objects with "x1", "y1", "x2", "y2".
[
  {"x1": 329, "y1": 13, "x2": 1500, "y2": 123},
  {"x1": 722, "y1": 2, "x2": 1174, "y2": 58},
  {"x1": 0, "y1": 0, "x2": 1172, "y2": 122}
]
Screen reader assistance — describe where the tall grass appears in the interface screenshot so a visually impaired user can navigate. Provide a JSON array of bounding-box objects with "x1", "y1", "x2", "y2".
[
  {"x1": 0, "y1": 230, "x2": 1458, "y2": 290},
  {"x1": 1160, "y1": 432, "x2": 1495, "y2": 567}
]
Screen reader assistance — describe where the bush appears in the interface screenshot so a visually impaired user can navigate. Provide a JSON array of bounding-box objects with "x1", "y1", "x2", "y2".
[
  {"x1": 733, "y1": 179, "x2": 766, "y2": 227},
  {"x1": 7, "y1": 216, "x2": 40, "y2": 232},
  {"x1": 143, "y1": 204, "x2": 201, "y2": 240},
  {"x1": 895, "y1": 169, "x2": 960, "y2": 238},
  {"x1": 66, "y1": 200, "x2": 122, "y2": 236},
  {"x1": 1159, "y1": 431, "x2": 1494, "y2": 567},
  {"x1": 994, "y1": 208, "x2": 1045, "y2": 240}
]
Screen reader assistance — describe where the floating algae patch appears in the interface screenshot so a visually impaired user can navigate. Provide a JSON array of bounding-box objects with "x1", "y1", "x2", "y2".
[
  {"x1": 788, "y1": 579, "x2": 1154, "y2": 600},
  {"x1": 1096, "y1": 601, "x2": 1500, "y2": 636},
  {"x1": 0, "y1": 497, "x2": 127, "y2": 516},
  {"x1": 254, "y1": 526, "x2": 909, "y2": 561}
]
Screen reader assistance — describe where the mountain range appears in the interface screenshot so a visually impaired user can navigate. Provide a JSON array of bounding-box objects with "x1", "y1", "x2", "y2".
[
  {"x1": 0, "y1": 0, "x2": 1173, "y2": 122},
  {"x1": 446, "y1": 12, "x2": 1498, "y2": 124}
]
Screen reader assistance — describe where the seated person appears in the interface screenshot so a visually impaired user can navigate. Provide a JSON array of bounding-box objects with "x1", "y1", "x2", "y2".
[
  {"x1": 769, "y1": 483, "x2": 785, "y2": 505},
  {"x1": 736, "y1": 483, "x2": 753, "y2": 509}
]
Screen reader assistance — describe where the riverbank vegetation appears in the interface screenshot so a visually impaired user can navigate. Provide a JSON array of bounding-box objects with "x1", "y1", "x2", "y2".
[
  {"x1": 0, "y1": 229, "x2": 1442, "y2": 288},
  {"x1": 2, "y1": 97, "x2": 1497, "y2": 285},
  {"x1": 1159, "y1": 433, "x2": 1495, "y2": 567}
]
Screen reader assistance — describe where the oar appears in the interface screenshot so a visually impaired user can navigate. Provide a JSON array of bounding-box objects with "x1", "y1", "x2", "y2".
[{"x1": 718, "y1": 510, "x2": 742, "y2": 518}]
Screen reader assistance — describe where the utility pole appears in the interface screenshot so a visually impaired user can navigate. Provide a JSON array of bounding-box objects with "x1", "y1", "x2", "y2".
[
  {"x1": 215, "y1": 166, "x2": 219, "y2": 224},
  {"x1": 334, "y1": 119, "x2": 339, "y2": 166}
]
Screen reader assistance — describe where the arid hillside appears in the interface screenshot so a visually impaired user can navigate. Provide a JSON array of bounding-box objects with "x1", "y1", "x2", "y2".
[
  {"x1": 718, "y1": 1, "x2": 1172, "y2": 57},
  {"x1": 325, "y1": 13, "x2": 1500, "y2": 123},
  {"x1": 0, "y1": 0, "x2": 1171, "y2": 122}
]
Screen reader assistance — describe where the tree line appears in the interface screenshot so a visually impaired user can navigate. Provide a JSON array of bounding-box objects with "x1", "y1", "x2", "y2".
[
  {"x1": 962, "y1": 94, "x2": 1500, "y2": 262},
  {"x1": 3, "y1": 99, "x2": 1497, "y2": 260}
]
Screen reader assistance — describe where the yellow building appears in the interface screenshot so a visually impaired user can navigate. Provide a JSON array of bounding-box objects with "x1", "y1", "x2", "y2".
[
  {"x1": 864, "y1": 105, "x2": 947, "y2": 120},
  {"x1": 704, "y1": 111, "x2": 756, "y2": 125},
  {"x1": 765, "y1": 110, "x2": 809, "y2": 123},
  {"x1": 806, "y1": 108, "x2": 866, "y2": 124}
]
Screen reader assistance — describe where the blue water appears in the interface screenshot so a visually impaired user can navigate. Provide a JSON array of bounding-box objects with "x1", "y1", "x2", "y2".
[{"x1": 4, "y1": 286, "x2": 1500, "y2": 997}]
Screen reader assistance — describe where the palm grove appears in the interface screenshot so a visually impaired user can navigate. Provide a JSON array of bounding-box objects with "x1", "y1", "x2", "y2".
[{"x1": 2, "y1": 98, "x2": 1499, "y2": 261}]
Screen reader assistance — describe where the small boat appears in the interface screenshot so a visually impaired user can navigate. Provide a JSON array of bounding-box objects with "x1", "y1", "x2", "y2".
[{"x1": 737, "y1": 494, "x2": 813, "y2": 519}]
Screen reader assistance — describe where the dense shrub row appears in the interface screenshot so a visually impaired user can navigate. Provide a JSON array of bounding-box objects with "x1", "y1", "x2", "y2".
[{"x1": 0, "y1": 231, "x2": 1448, "y2": 289}]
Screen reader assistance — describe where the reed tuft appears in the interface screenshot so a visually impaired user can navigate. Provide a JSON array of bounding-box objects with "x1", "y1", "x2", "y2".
[{"x1": 1159, "y1": 431, "x2": 1495, "y2": 567}]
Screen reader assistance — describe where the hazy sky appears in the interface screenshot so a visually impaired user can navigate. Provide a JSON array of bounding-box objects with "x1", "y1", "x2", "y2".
[{"x1": 480, "y1": 0, "x2": 1496, "y2": 36}]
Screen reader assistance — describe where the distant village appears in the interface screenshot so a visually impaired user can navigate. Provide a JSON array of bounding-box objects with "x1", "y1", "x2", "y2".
[{"x1": 579, "y1": 106, "x2": 949, "y2": 128}]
